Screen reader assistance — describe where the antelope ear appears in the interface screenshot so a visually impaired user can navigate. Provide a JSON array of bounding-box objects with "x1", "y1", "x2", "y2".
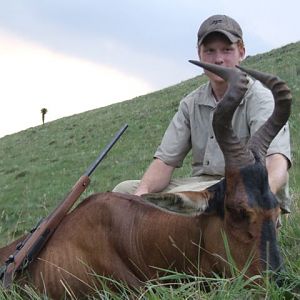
[
  {"x1": 225, "y1": 204, "x2": 258, "y2": 243},
  {"x1": 141, "y1": 190, "x2": 213, "y2": 215}
]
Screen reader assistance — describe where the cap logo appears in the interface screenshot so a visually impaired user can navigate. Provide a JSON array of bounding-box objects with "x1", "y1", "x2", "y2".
[{"x1": 211, "y1": 19, "x2": 223, "y2": 25}]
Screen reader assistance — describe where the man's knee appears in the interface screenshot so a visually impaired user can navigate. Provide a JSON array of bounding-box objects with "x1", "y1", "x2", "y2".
[{"x1": 112, "y1": 180, "x2": 140, "y2": 194}]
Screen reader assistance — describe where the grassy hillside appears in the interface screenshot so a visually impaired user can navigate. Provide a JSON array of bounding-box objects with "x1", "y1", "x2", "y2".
[
  {"x1": 0, "y1": 41, "x2": 299, "y2": 298},
  {"x1": 0, "y1": 60, "x2": 207, "y2": 241}
]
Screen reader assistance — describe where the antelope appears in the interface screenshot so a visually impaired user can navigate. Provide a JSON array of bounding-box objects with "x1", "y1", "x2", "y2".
[{"x1": 0, "y1": 62, "x2": 291, "y2": 299}]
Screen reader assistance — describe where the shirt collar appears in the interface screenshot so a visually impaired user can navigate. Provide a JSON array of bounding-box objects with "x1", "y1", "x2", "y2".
[{"x1": 196, "y1": 76, "x2": 254, "y2": 108}]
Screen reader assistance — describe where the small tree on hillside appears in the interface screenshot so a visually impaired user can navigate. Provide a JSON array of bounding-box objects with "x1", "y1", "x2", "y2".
[{"x1": 41, "y1": 108, "x2": 48, "y2": 125}]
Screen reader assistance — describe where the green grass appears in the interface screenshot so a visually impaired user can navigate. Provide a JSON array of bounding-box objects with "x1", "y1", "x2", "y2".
[{"x1": 0, "y1": 41, "x2": 299, "y2": 298}]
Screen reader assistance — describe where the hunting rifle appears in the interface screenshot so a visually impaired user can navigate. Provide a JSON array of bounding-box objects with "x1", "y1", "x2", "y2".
[{"x1": 0, "y1": 124, "x2": 128, "y2": 289}]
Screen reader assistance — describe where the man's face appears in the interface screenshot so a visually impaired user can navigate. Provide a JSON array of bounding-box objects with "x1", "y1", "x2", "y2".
[{"x1": 198, "y1": 32, "x2": 245, "y2": 84}]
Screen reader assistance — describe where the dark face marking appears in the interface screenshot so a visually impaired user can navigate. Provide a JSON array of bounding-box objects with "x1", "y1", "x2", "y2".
[
  {"x1": 260, "y1": 219, "x2": 283, "y2": 272},
  {"x1": 204, "y1": 179, "x2": 226, "y2": 218},
  {"x1": 239, "y1": 161, "x2": 279, "y2": 210},
  {"x1": 239, "y1": 160, "x2": 283, "y2": 271}
]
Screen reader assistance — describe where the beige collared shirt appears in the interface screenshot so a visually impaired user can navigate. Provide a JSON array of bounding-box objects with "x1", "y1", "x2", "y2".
[{"x1": 154, "y1": 77, "x2": 291, "y2": 176}]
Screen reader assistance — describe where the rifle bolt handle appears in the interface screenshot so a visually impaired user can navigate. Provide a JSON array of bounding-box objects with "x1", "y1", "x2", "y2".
[{"x1": 6, "y1": 255, "x2": 14, "y2": 263}]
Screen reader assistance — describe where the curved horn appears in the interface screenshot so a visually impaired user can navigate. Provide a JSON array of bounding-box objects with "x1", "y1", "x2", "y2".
[
  {"x1": 189, "y1": 61, "x2": 255, "y2": 168},
  {"x1": 189, "y1": 60, "x2": 232, "y2": 81},
  {"x1": 237, "y1": 66, "x2": 292, "y2": 160}
]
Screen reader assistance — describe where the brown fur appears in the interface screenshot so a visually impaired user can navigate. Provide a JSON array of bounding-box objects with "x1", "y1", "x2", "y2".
[{"x1": 0, "y1": 187, "x2": 279, "y2": 299}]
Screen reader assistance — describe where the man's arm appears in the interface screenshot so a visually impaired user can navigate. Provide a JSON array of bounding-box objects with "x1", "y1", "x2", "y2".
[
  {"x1": 266, "y1": 153, "x2": 289, "y2": 194},
  {"x1": 134, "y1": 158, "x2": 175, "y2": 196}
]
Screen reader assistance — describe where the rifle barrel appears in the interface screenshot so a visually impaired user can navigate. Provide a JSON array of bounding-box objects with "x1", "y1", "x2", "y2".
[
  {"x1": 85, "y1": 124, "x2": 128, "y2": 177},
  {"x1": 0, "y1": 123, "x2": 129, "y2": 289}
]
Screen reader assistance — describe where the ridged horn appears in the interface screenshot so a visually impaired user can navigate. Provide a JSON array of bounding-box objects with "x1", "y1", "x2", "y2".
[
  {"x1": 237, "y1": 66, "x2": 292, "y2": 160},
  {"x1": 189, "y1": 60, "x2": 255, "y2": 168}
]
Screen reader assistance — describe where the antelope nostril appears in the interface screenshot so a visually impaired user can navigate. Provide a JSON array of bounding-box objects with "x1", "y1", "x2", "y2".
[{"x1": 273, "y1": 267, "x2": 286, "y2": 287}]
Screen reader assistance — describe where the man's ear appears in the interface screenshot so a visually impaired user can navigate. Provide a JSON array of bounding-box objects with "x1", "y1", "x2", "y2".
[
  {"x1": 238, "y1": 44, "x2": 245, "y2": 61},
  {"x1": 197, "y1": 45, "x2": 202, "y2": 60}
]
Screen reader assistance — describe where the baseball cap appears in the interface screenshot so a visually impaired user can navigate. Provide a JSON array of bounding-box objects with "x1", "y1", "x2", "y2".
[{"x1": 197, "y1": 15, "x2": 243, "y2": 46}]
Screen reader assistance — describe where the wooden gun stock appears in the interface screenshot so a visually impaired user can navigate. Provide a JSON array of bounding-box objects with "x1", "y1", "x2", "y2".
[{"x1": 1, "y1": 124, "x2": 128, "y2": 288}]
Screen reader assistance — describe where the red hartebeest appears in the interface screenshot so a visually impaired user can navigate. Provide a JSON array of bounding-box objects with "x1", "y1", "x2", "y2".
[{"x1": 0, "y1": 63, "x2": 291, "y2": 299}]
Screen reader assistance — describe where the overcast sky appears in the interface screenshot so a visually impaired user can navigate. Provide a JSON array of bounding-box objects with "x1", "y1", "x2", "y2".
[{"x1": 0, "y1": 0, "x2": 299, "y2": 137}]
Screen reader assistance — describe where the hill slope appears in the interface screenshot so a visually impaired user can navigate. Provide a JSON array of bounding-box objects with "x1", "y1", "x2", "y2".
[{"x1": 0, "y1": 42, "x2": 299, "y2": 243}]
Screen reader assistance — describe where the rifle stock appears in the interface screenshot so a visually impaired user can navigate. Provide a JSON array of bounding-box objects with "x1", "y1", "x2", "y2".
[{"x1": 1, "y1": 124, "x2": 128, "y2": 289}]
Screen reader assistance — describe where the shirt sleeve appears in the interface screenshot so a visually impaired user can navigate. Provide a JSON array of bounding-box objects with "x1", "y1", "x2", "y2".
[
  {"x1": 246, "y1": 80, "x2": 291, "y2": 167},
  {"x1": 154, "y1": 99, "x2": 192, "y2": 167}
]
